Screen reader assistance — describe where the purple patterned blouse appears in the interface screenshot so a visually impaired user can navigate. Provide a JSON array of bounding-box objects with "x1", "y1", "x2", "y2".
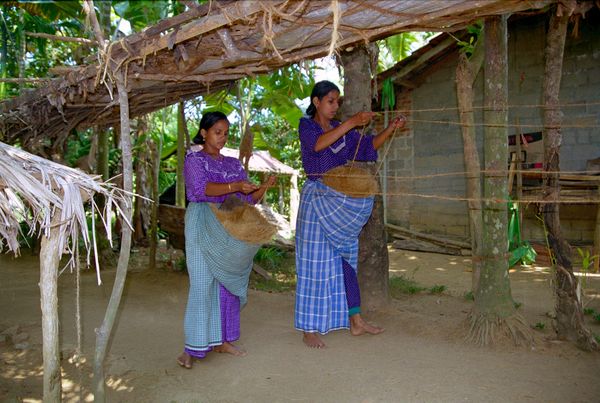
[
  {"x1": 299, "y1": 117, "x2": 378, "y2": 180},
  {"x1": 184, "y1": 150, "x2": 254, "y2": 204}
]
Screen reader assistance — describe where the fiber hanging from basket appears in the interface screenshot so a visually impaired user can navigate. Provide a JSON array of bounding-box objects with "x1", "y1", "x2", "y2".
[
  {"x1": 209, "y1": 196, "x2": 277, "y2": 244},
  {"x1": 321, "y1": 164, "x2": 379, "y2": 198}
]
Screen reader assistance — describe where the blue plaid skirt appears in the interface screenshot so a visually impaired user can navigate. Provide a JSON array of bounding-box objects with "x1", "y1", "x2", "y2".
[{"x1": 294, "y1": 180, "x2": 374, "y2": 334}]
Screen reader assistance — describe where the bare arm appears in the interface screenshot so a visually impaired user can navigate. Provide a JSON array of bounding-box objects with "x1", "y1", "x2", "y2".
[
  {"x1": 204, "y1": 180, "x2": 259, "y2": 196},
  {"x1": 314, "y1": 112, "x2": 376, "y2": 152},
  {"x1": 250, "y1": 175, "x2": 277, "y2": 203},
  {"x1": 372, "y1": 116, "x2": 406, "y2": 150}
]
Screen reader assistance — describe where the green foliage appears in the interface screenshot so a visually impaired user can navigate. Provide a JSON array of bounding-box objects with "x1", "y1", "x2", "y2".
[
  {"x1": 429, "y1": 284, "x2": 446, "y2": 294},
  {"x1": 533, "y1": 322, "x2": 546, "y2": 330},
  {"x1": 514, "y1": 301, "x2": 523, "y2": 310},
  {"x1": 113, "y1": 1, "x2": 175, "y2": 31},
  {"x1": 464, "y1": 291, "x2": 475, "y2": 301},
  {"x1": 249, "y1": 247, "x2": 295, "y2": 293},
  {"x1": 389, "y1": 275, "x2": 427, "y2": 297},
  {"x1": 377, "y1": 32, "x2": 435, "y2": 72},
  {"x1": 254, "y1": 246, "x2": 286, "y2": 270},
  {"x1": 1, "y1": 1, "x2": 85, "y2": 98},
  {"x1": 452, "y1": 21, "x2": 483, "y2": 57}
]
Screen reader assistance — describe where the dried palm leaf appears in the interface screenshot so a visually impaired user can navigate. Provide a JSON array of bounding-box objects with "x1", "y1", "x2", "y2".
[{"x1": 0, "y1": 141, "x2": 129, "y2": 284}]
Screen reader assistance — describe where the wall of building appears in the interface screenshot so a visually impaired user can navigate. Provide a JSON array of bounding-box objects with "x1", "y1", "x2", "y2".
[{"x1": 383, "y1": 11, "x2": 600, "y2": 243}]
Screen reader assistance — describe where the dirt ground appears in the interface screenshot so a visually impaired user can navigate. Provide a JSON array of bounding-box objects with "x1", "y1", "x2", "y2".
[{"x1": 1, "y1": 246, "x2": 600, "y2": 403}]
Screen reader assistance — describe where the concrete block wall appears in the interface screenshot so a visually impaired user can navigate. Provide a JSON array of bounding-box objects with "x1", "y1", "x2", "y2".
[{"x1": 383, "y1": 11, "x2": 600, "y2": 243}]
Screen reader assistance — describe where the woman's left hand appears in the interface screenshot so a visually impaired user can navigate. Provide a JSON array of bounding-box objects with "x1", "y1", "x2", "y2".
[
  {"x1": 388, "y1": 115, "x2": 407, "y2": 130},
  {"x1": 262, "y1": 175, "x2": 277, "y2": 188}
]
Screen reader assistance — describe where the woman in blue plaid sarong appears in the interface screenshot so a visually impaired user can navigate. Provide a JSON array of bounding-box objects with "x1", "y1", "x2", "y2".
[
  {"x1": 176, "y1": 112, "x2": 275, "y2": 368},
  {"x1": 295, "y1": 81, "x2": 405, "y2": 348}
]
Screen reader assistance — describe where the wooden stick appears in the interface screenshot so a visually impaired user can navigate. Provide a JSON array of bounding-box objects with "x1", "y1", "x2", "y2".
[
  {"x1": 594, "y1": 184, "x2": 600, "y2": 272},
  {"x1": 386, "y1": 222, "x2": 471, "y2": 249},
  {"x1": 0, "y1": 77, "x2": 51, "y2": 83},
  {"x1": 25, "y1": 31, "x2": 97, "y2": 45}
]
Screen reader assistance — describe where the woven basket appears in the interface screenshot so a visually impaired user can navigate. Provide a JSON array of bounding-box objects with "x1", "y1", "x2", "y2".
[
  {"x1": 210, "y1": 200, "x2": 277, "y2": 244},
  {"x1": 321, "y1": 165, "x2": 379, "y2": 198}
]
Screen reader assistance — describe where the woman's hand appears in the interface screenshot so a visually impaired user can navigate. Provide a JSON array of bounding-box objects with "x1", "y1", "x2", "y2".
[
  {"x1": 387, "y1": 115, "x2": 407, "y2": 130},
  {"x1": 349, "y1": 111, "x2": 376, "y2": 128},
  {"x1": 262, "y1": 175, "x2": 277, "y2": 188},
  {"x1": 234, "y1": 180, "x2": 260, "y2": 194}
]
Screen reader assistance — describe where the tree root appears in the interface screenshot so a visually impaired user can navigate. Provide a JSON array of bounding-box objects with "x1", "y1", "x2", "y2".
[{"x1": 466, "y1": 312, "x2": 534, "y2": 347}]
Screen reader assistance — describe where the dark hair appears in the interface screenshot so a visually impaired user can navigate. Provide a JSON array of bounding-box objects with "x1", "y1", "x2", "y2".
[
  {"x1": 306, "y1": 80, "x2": 340, "y2": 117},
  {"x1": 193, "y1": 111, "x2": 229, "y2": 144}
]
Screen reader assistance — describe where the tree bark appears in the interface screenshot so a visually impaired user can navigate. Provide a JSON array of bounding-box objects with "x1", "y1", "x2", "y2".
[
  {"x1": 339, "y1": 44, "x2": 389, "y2": 310},
  {"x1": 133, "y1": 116, "x2": 151, "y2": 245},
  {"x1": 455, "y1": 35, "x2": 485, "y2": 293},
  {"x1": 95, "y1": 0, "x2": 112, "y2": 262},
  {"x1": 542, "y1": 5, "x2": 597, "y2": 351},
  {"x1": 468, "y1": 16, "x2": 531, "y2": 346},
  {"x1": 18, "y1": 9, "x2": 25, "y2": 94},
  {"x1": 40, "y1": 214, "x2": 62, "y2": 402},
  {"x1": 176, "y1": 102, "x2": 187, "y2": 207},
  {"x1": 93, "y1": 70, "x2": 134, "y2": 402}
]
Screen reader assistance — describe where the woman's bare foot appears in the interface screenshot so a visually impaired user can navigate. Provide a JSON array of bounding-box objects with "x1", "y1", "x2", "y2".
[
  {"x1": 213, "y1": 342, "x2": 247, "y2": 357},
  {"x1": 303, "y1": 332, "x2": 326, "y2": 348},
  {"x1": 350, "y1": 314, "x2": 385, "y2": 336},
  {"x1": 176, "y1": 352, "x2": 193, "y2": 369}
]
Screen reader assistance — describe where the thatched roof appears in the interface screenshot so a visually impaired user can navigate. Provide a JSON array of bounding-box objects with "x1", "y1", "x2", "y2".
[
  {"x1": 0, "y1": 141, "x2": 127, "y2": 280},
  {"x1": 220, "y1": 147, "x2": 298, "y2": 175},
  {"x1": 0, "y1": 0, "x2": 553, "y2": 157}
]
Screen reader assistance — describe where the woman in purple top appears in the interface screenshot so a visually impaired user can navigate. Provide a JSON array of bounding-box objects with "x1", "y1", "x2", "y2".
[
  {"x1": 177, "y1": 111, "x2": 275, "y2": 369},
  {"x1": 295, "y1": 80, "x2": 405, "y2": 348}
]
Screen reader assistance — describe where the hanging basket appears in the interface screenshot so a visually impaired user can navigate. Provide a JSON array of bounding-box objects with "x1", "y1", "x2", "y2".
[
  {"x1": 210, "y1": 198, "x2": 277, "y2": 244},
  {"x1": 321, "y1": 164, "x2": 379, "y2": 198}
]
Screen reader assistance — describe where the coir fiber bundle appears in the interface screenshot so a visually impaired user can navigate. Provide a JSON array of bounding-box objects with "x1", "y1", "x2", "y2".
[
  {"x1": 322, "y1": 165, "x2": 379, "y2": 198},
  {"x1": 210, "y1": 201, "x2": 277, "y2": 244}
]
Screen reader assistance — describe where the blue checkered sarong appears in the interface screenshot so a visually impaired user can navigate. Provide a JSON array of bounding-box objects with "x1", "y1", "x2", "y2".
[
  {"x1": 183, "y1": 202, "x2": 259, "y2": 351},
  {"x1": 294, "y1": 180, "x2": 374, "y2": 334}
]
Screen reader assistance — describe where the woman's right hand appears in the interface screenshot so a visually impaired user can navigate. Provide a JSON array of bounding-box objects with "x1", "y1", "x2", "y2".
[
  {"x1": 233, "y1": 180, "x2": 260, "y2": 194},
  {"x1": 349, "y1": 111, "x2": 376, "y2": 128}
]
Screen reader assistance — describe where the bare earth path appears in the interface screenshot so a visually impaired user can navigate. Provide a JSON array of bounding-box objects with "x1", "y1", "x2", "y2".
[{"x1": 1, "y1": 248, "x2": 599, "y2": 402}]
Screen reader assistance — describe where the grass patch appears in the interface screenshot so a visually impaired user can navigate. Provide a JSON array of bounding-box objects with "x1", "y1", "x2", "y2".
[
  {"x1": 249, "y1": 247, "x2": 296, "y2": 293},
  {"x1": 514, "y1": 301, "x2": 523, "y2": 310},
  {"x1": 464, "y1": 291, "x2": 474, "y2": 301},
  {"x1": 429, "y1": 284, "x2": 446, "y2": 294},
  {"x1": 389, "y1": 275, "x2": 427, "y2": 297},
  {"x1": 533, "y1": 322, "x2": 546, "y2": 330}
]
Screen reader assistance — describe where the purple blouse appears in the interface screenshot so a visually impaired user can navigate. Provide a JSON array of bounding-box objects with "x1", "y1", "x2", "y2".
[
  {"x1": 299, "y1": 117, "x2": 378, "y2": 180},
  {"x1": 184, "y1": 150, "x2": 254, "y2": 204}
]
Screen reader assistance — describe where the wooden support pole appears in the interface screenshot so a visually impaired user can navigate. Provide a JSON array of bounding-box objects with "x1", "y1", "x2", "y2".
[
  {"x1": 39, "y1": 215, "x2": 62, "y2": 402},
  {"x1": 594, "y1": 184, "x2": 600, "y2": 272}
]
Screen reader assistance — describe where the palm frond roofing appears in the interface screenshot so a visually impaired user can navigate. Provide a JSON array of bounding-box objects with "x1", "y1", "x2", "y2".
[
  {"x1": 0, "y1": 141, "x2": 128, "y2": 282},
  {"x1": 0, "y1": 0, "x2": 553, "y2": 157}
]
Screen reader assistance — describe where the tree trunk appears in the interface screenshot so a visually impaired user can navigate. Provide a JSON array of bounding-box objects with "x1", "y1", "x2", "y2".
[
  {"x1": 468, "y1": 16, "x2": 531, "y2": 346},
  {"x1": 133, "y1": 116, "x2": 152, "y2": 245},
  {"x1": 93, "y1": 70, "x2": 134, "y2": 402},
  {"x1": 18, "y1": 9, "x2": 25, "y2": 94},
  {"x1": 542, "y1": 6, "x2": 597, "y2": 351},
  {"x1": 455, "y1": 36, "x2": 485, "y2": 293},
  {"x1": 148, "y1": 138, "x2": 160, "y2": 270},
  {"x1": 95, "y1": 0, "x2": 112, "y2": 261},
  {"x1": 39, "y1": 214, "x2": 62, "y2": 402},
  {"x1": 339, "y1": 44, "x2": 389, "y2": 310},
  {"x1": 176, "y1": 102, "x2": 187, "y2": 207}
]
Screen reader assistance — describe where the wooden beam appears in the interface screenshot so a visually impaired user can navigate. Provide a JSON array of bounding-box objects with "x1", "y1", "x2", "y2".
[
  {"x1": 135, "y1": 1, "x2": 267, "y2": 60},
  {"x1": 25, "y1": 32, "x2": 96, "y2": 45}
]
